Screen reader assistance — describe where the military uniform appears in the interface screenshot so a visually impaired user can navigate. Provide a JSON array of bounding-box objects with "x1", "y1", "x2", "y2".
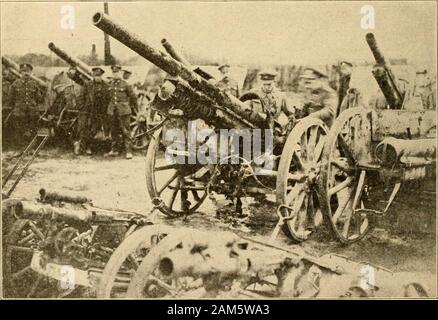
[
  {"x1": 107, "y1": 69, "x2": 138, "y2": 154},
  {"x1": 78, "y1": 77, "x2": 109, "y2": 152},
  {"x1": 216, "y1": 64, "x2": 239, "y2": 98},
  {"x1": 216, "y1": 77, "x2": 239, "y2": 97},
  {"x1": 336, "y1": 62, "x2": 353, "y2": 116},
  {"x1": 303, "y1": 83, "x2": 337, "y2": 126},
  {"x1": 8, "y1": 65, "x2": 45, "y2": 139},
  {"x1": 300, "y1": 68, "x2": 338, "y2": 127},
  {"x1": 2, "y1": 71, "x2": 16, "y2": 120},
  {"x1": 249, "y1": 87, "x2": 289, "y2": 119},
  {"x1": 2, "y1": 72, "x2": 16, "y2": 107},
  {"x1": 248, "y1": 70, "x2": 293, "y2": 131}
]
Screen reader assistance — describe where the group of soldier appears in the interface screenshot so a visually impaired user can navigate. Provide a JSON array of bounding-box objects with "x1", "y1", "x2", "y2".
[
  {"x1": 3, "y1": 57, "x2": 358, "y2": 159},
  {"x1": 3, "y1": 63, "x2": 139, "y2": 159},
  {"x1": 217, "y1": 62, "x2": 347, "y2": 134},
  {"x1": 75, "y1": 65, "x2": 137, "y2": 159}
]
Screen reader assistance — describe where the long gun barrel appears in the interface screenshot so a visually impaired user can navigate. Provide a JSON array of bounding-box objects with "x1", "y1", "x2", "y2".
[
  {"x1": 161, "y1": 38, "x2": 215, "y2": 81},
  {"x1": 366, "y1": 33, "x2": 404, "y2": 109},
  {"x1": 92, "y1": 12, "x2": 267, "y2": 129},
  {"x1": 2, "y1": 56, "x2": 48, "y2": 89},
  {"x1": 48, "y1": 42, "x2": 93, "y2": 79},
  {"x1": 161, "y1": 38, "x2": 192, "y2": 67}
]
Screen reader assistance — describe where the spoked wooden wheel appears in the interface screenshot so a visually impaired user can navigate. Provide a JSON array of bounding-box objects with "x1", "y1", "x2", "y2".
[
  {"x1": 3, "y1": 219, "x2": 49, "y2": 297},
  {"x1": 145, "y1": 128, "x2": 208, "y2": 217},
  {"x1": 276, "y1": 118, "x2": 328, "y2": 242},
  {"x1": 319, "y1": 108, "x2": 373, "y2": 244},
  {"x1": 130, "y1": 112, "x2": 150, "y2": 150},
  {"x1": 96, "y1": 224, "x2": 175, "y2": 298},
  {"x1": 126, "y1": 228, "x2": 229, "y2": 299}
]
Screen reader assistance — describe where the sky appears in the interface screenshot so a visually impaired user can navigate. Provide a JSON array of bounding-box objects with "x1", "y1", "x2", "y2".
[{"x1": 1, "y1": 1, "x2": 436, "y2": 67}]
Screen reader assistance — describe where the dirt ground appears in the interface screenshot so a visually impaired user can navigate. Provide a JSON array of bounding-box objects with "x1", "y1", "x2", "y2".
[{"x1": 2, "y1": 145, "x2": 437, "y2": 297}]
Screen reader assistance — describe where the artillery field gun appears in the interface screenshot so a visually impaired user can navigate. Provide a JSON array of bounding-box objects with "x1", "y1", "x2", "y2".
[
  {"x1": 92, "y1": 12, "x2": 329, "y2": 243},
  {"x1": 92, "y1": 12, "x2": 436, "y2": 244},
  {"x1": 1, "y1": 12, "x2": 435, "y2": 299}
]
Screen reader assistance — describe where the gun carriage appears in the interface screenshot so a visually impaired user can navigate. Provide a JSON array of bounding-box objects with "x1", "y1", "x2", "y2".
[
  {"x1": 2, "y1": 14, "x2": 435, "y2": 297},
  {"x1": 92, "y1": 13, "x2": 436, "y2": 245},
  {"x1": 315, "y1": 33, "x2": 436, "y2": 244},
  {"x1": 92, "y1": 12, "x2": 329, "y2": 242}
]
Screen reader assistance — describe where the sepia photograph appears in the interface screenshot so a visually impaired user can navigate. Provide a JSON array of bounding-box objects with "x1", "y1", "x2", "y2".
[{"x1": 0, "y1": 0, "x2": 437, "y2": 301}]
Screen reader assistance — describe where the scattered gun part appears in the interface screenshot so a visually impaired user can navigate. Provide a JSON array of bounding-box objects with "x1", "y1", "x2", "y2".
[
  {"x1": 39, "y1": 188, "x2": 90, "y2": 204},
  {"x1": 125, "y1": 228, "x2": 429, "y2": 298}
]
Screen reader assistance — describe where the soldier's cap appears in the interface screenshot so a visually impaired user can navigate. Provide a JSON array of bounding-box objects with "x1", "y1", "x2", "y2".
[
  {"x1": 300, "y1": 67, "x2": 328, "y2": 80},
  {"x1": 340, "y1": 61, "x2": 353, "y2": 67},
  {"x1": 218, "y1": 64, "x2": 230, "y2": 71},
  {"x1": 91, "y1": 67, "x2": 105, "y2": 75},
  {"x1": 122, "y1": 69, "x2": 132, "y2": 75},
  {"x1": 258, "y1": 69, "x2": 278, "y2": 81},
  {"x1": 19, "y1": 63, "x2": 33, "y2": 72},
  {"x1": 111, "y1": 65, "x2": 122, "y2": 72}
]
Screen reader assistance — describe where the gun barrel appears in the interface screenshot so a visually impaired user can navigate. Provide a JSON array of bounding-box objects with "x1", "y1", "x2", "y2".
[
  {"x1": 366, "y1": 33, "x2": 386, "y2": 65},
  {"x1": 161, "y1": 38, "x2": 192, "y2": 67},
  {"x1": 2, "y1": 56, "x2": 48, "y2": 89},
  {"x1": 48, "y1": 42, "x2": 93, "y2": 77},
  {"x1": 161, "y1": 38, "x2": 215, "y2": 80},
  {"x1": 365, "y1": 33, "x2": 403, "y2": 109},
  {"x1": 92, "y1": 12, "x2": 267, "y2": 128},
  {"x1": 2, "y1": 57, "x2": 22, "y2": 79},
  {"x1": 2, "y1": 56, "x2": 20, "y2": 70}
]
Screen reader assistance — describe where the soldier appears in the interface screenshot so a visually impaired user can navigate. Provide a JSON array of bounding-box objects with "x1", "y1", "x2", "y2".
[
  {"x1": 106, "y1": 65, "x2": 138, "y2": 159},
  {"x1": 2, "y1": 67, "x2": 15, "y2": 104},
  {"x1": 215, "y1": 64, "x2": 239, "y2": 97},
  {"x1": 8, "y1": 63, "x2": 45, "y2": 141},
  {"x1": 74, "y1": 67, "x2": 109, "y2": 155},
  {"x1": 299, "y1": 67, "x2": 338, "y2": 127},
  {"x1": 249, "y1": 69, "x2": 294, "y2": 130},
  {"x1": 337, "y1": 61, "x2": 353, "y2": 114},
  {"x1": 2, "y1": 67, "x2": 16, "y2": 118}
]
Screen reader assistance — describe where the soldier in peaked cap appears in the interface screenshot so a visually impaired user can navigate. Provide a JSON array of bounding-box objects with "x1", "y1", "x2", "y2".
[
  {"x1": 105, "y1": 64, "x2": 138, "y2": 159},
  {"x1": 74, "y1": 66, "x2": 109, "y2": 155},
  {"x1": 216, "y1": 63, "x2": 239, "y2": 97},
  {"x1": 9, "y1": 63, "x2": 46, "y2": 142},
  {"x1": 248, "y1": 68, "x2": 294, "y2": 129},
  {"x1": 299, "y1": 67, "x2": 338, "y2": 126}
]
